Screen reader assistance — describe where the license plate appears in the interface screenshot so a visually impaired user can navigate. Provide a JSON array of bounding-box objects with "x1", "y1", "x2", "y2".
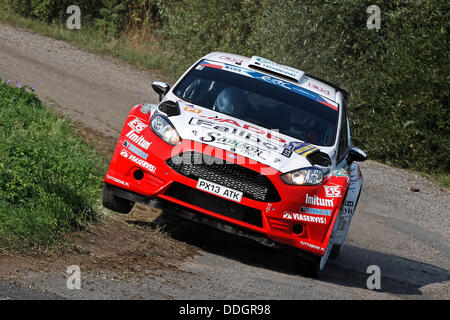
[{"x1": 196, "y1": 178, "x2": 243, "y2": 203}]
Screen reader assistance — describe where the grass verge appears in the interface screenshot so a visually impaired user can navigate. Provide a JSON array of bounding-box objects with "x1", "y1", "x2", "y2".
[{"x1": 0, "y1": 80, "x2": 106, "y2": 250}]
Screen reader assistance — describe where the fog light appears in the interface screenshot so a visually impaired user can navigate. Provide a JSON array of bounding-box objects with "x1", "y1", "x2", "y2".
[
  {"x1": 133, "y1": 169, "x2": 144, "y2": 181},
  {"x1": 292, "y1": 224, "x2": 304, "y2": 235}
]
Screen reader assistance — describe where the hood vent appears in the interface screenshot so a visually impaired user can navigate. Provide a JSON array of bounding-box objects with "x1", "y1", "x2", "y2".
[
  {"x1": 158, "y1": 100, "x2": 180, "y2": 117},
  {"x1": 306, "y1": 151, "x2": 332, "y2": 167}
]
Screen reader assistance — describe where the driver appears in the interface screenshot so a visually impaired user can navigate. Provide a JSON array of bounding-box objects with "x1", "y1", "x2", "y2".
[
  {"x1": 213, "y1": 87, "x2": 249, "y2": 118},
  {"x1": 303, "y1": 117, "x2": 320, "y2": 145},
  {"x1": 289, "y1": 111, "x2": 321, "y2": 145}
]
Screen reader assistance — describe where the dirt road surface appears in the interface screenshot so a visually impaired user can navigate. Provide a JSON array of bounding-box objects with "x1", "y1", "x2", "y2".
[{"x1": 0, "y1": 23, "x2": 449, "y2": 300}]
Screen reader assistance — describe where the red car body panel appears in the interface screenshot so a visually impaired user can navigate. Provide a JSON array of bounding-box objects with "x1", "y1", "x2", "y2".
[{"x1": 104, "y1": 104, "x2": 352, "y2": 257}]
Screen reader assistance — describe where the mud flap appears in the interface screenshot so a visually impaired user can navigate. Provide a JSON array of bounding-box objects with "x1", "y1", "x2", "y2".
[
  {"x1": 319, "y1": 212, "x2": 339, "y2": 271},
  {"x1": 333, "y1": 163, "x2": 363, "y2": 250}
]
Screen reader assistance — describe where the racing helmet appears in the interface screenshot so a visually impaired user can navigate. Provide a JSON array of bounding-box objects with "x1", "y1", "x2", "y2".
[{"x1": 213, "y1": 87, "x2": 247, "y2": 117}]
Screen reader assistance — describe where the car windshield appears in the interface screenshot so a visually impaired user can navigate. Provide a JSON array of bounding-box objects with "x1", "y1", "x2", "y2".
[{"x1": 173, "y1": 60, "x2": 339, "y2": 146}]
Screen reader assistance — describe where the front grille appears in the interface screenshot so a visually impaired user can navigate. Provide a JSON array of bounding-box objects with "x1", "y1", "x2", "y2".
[
  {"x1": 164, "y1": 182, "x2": 263, "y2": 228},
  {"x1": 166, "y1": 152, "x2": 281, "y2": 202}
]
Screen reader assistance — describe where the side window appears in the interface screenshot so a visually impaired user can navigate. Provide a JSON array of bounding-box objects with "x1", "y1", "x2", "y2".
[{"x1": 337, "y1": 107, "x2": 349, "y2": 163}]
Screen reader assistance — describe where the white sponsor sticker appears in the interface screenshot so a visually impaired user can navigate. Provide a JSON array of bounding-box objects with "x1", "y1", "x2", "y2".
[
  {"x1": 283, "y1": 212, "x2": 327, "y2": 224},
  {"x1": 305, "y1": 193, "x2": 334, "y2": 207},
  {"x1": 126, "y1": 130, "x2": 151, "y2": 149},
  {"x1": 324, "y1": 185, "x2": 342, "y2": 198},
  {"x1": 128, "y1": 118, "x2": 147, "y2": 133},
  {"x1": 196, "y1": 178, "x2": 243, "y2": 203},
  {"x1": 120, "y1": 148, "x2": 156, "y2": 173},
  {"x1": 106, "y1": 174, "x2": 129, "y2": 187}
]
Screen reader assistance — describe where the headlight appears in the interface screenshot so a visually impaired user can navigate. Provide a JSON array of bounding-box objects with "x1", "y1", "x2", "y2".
[
  {"x1": 151, "y1": 115, "x2": 181, "y2": 145},
  {"x1": 281, "y1": 168, "x2": 324, "y2": 186}
]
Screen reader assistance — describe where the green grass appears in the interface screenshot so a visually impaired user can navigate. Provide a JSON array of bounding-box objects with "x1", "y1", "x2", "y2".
[
  {"x1": 437, "y1": 175, "x2": 450, "y2": 189},
  {"x1": 0, "y1": 80, "x2": 106, "y2": 250},
  {"x1": 419, "y1": 172, "x2": 450, "y2": 189}
]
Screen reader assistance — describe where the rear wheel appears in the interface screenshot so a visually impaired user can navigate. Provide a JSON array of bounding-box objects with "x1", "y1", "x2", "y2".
[{"x1": 102, "y1": 186, "x2": 135, "y2": 214}]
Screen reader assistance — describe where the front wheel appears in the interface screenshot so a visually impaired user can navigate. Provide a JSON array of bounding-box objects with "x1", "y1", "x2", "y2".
[
  {"x1": 329, "y1": 244, "x2": 342, "y2": 259},
  {"x1": 102, "y1": 186, "x2": 135, "y2": 214},
  {"x1": 295, "y1": 256, "x2": 321, "y2": 278}
]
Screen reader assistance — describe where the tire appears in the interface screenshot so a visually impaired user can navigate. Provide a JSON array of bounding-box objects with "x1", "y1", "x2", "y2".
[
  {"x1": 329, "y1": 244, "x2": 342, "y2": 259},
  {"x1": 294, "y1": 256, "x2": 321, "y2": 278},
  {"x1": 102, "y1": 186, "x2": 135, "y2": 214}
]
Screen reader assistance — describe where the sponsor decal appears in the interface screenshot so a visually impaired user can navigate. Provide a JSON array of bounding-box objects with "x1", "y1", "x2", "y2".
[
  {"x1": 324, "y1": 185, "x2": 342, "y2": 198},
  {"x1": 194, "y1": 116, "x2": 286, "y2": 144},
  {"x1": 350, "y1": 166, "x2": 362, "y2": 183},
  {"x1": 214, "y1": 137, "x2": 268, "y2": 160},
  {"x1": 283, "y1": 211, "x2": 327, "y2": 224},
  {"x1": 308, "y1": 82, "x2": 331, "y2": 96},
  {"x1": 189, "y1": 117, "x2": 286, "y2": 160},
  {"x1": 120, "y1": 149, "x2": 129, "y2": 158},
  {"x1": 120, "y1": 148, "x2": 156, "y2": 173},
  {"x1": 250, "y1": 56, "x2": 304, "y2": 82},
  {"x1": 300, "y1": 206, "x2": 332, "y2": 216},
  {"x1": 106, "y1": 174, "x2": 129, "y2": 187},
  {"x1": 281, "y1": 148, "x2": 292, "y2": 158},
  {"x1": 331, "y1": 168, "x2": 348, "y2": 177},
  {"x1": 128, "y1": 118, "x2": 147, "y2": 133},
  {"x1": 184, "y1": 105, "x2": 202, "y2": 114},
  {"x1": 305, "y1": 193, "x2": 334, "y2": 207},
  {"x1": 342, "y1": 207, "x2": 354, "y2": 217},
  {"x1": 284, "y1": 141, "x2": 319, "y2": 157},
  {"x1": 140, "y1": 104, "x2": 156, "y2": 114},
  {"x1": 198, "y1": 62, "x2": 223, "y2": 70},
  {"x1": 283, "y1": 212, "x2": 292, "y2": 219},
  {"x1": 123, "y1": 141, "x2": 148, "y2": 160},
  {"x1": 337, "y1": 217, "x2": 347, "y2": 231},
  {"x1": 218, "y1": 55, "x2": 244, "y2": 65},
  {"x1": 125, "y1": 130, "x2": 151, "y2": 150},
  {"x1": 199, "y1": 60, "x2": 339, "y2": 110},
  {"x1": 300, "y1": 241, "x2": 325, "y2": 252}
]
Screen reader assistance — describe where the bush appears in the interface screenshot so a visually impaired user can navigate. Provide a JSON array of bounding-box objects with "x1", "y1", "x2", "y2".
[
  {"x1": 158, "y1": 0, "x2": 449, "y2": 172},
  {"x1": 0, "y1": 80, "x2": 105, "y2": 248},
  {"x1": 4, "y1": 0, "x2": 449, "y2": 173}
]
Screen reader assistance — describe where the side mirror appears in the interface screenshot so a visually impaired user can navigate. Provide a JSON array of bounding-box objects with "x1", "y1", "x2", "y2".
[
  {"x1": 152, "y1": 81, "x2": 170, "y2": 102},
  {"x1": 347, "y1": 147, "x2": 367, "y2": 163}
]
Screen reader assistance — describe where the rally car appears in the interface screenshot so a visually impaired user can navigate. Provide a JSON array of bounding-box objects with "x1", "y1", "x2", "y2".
[{"x1": 102, "y1": 52, "x2": 367, "y2": 275}]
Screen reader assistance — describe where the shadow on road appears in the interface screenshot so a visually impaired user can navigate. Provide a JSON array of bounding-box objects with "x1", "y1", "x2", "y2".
[{"x1": 127, "y1": 210, "x2": 450, "y2": 297}]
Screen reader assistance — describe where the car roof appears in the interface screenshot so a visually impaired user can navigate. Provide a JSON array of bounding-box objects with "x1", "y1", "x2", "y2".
[{"x1": 202, "y1": 52, "x2": 348, "y2": 106}]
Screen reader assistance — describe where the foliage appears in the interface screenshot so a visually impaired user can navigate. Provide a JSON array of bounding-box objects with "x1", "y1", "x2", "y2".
[
  {"x1": 0, "y1": 80, "x2": 105, "y2": 248},
  {"x1": 95, "y1": 0, "x2": 125, "y2": 37},
  {"x1": 4, "y1": 0, "x2": 449, "y2": 173}
]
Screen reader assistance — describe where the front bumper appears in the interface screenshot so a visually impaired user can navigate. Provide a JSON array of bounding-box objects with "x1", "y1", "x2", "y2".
[{"x1": 105, "y1": 134, "x2": 342, "y2": 257}]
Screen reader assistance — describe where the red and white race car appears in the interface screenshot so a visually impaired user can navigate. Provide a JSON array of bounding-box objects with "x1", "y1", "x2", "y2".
[{"x1": 102, "y1": 52, "x2": 367, "y2": 275}]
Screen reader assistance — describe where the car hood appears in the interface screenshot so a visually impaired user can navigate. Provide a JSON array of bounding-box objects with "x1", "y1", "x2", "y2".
[{"x1": 167, "y1": 100, "x2": 319, "y2": 174}]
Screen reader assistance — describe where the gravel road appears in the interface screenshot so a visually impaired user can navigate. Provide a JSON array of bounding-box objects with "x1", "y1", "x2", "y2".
[{"x1": 0, "y1": 23, "x2": 449, "y2": 300}]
